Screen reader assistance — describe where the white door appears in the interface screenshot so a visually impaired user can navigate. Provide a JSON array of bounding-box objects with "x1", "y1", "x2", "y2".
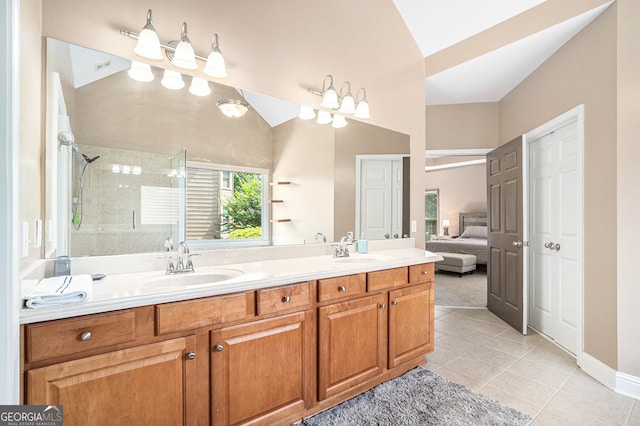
[
  {"x1": 358, "y1": 158, "x2": 402, "y2": 240},
  {"x1": 528, "y1": 118, "x2": 580, "y2": 354}
]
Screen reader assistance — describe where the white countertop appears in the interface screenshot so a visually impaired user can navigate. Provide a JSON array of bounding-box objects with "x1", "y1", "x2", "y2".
[{"x1": 20, "y1": 245, "x2": 441, "y2": 324}]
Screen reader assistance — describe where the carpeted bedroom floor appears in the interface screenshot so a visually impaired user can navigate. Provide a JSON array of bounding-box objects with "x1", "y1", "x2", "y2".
[{"x1": 434, "y1": 270, "x2": 487, "y2": 307}]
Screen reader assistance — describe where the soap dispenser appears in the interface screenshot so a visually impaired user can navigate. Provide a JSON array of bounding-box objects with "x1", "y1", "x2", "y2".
[{"x1": 357, "y1": 232, "x2": 368, "y2": 254}]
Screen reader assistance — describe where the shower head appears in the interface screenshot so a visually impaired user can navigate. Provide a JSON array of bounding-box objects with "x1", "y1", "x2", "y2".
[{"x1": 82, "y1": 154, "x2": 101, "y2": 164}]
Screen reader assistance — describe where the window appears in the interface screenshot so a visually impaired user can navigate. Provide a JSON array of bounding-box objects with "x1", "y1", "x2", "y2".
[
  {"x1": 425, "y1": 190, "x2": 439, "y2": 240},
  {"x1": 186, "y1": 162, "x2": 268, "y2": 247}
]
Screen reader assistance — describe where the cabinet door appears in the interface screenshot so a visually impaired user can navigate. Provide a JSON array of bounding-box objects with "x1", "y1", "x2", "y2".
[
  {"x1": 27, "y1": 336, "x2": 197, "y2": 426},
  {"x1": 211, "y1": 311, "x2": 312, "y2": 426},
  {"x1": 318, "y1": 294, "x2": 387, "y2": 400},
  {"x1": 388, "y1": 283, "x2": 434, "y2": 368}
]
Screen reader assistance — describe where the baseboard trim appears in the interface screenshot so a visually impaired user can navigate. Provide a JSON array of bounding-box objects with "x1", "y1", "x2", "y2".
[{"x1": 580, "y1": 352, "x2": 640, "y2": 400}]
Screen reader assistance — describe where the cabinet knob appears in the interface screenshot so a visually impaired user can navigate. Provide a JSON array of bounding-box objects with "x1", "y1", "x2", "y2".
[
  {"x1": 187, "y1": 352, "x2": 196, "y2": 360},
  {"x1": 391, "y1": 300, "x2": 398, "y2": 306},
  {"x1": 421, "y1": 270, "x2": 429, "y2": 275},
  {"x1": 282, "y1": 295, "x2": 292, "y2": 303},
  {"x1": 80, "y1": 331, "x2": 92, "y2": 341},
  {"x1": 379, "y1": 303, "x2": 387, "y2": 309},
  {"x1": 214, "y1": 344, "x2": 224, "y2": 352},
  {"x1": 338, "y1": 286, "x2": 347, "y2": 292}
]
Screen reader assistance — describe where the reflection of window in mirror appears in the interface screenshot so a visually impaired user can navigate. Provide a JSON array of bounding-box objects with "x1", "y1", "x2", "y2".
[
  {"x1": 425, "y1": 189, "x2": 439, "y2": 240},
  {"x1": 186, "y1": 162, "x2": 269, "y2": 246}
]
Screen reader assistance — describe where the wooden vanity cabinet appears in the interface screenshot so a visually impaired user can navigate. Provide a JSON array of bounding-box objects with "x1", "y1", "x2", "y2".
[
  {"x1": 211, "y1": 282, "x2": 314, "y2": 426},
  {"x1": 26, "y1": 336, "x2": 198, "y2": 426}
]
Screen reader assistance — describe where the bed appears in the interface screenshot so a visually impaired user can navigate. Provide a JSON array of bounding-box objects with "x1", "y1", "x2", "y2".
[{"x1": 425, "y1": 212, "x2": 488, "y2": 265}]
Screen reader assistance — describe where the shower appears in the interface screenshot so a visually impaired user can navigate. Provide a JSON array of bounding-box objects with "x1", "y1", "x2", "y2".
[{"x1": 58, "y1": 131, "x2": 101, "y2": 230}]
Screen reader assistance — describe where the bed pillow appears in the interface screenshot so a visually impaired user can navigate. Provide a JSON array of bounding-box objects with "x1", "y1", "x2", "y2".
[{"x1": 459, "y1": 225, "x2": 487, "y2": 239}]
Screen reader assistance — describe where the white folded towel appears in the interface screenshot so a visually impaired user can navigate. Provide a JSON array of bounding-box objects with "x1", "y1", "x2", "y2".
[{"x1": 24, "y1": 274, "x2": 93, "y2": 309}]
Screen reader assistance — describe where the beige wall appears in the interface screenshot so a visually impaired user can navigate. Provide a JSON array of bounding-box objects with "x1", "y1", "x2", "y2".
[
  {"x1": 616, "y1": 0, "x2": 640, "y2": 377},
  {"x1": 425, "y1": 164, "x2": 487, "y2": 236},
  {"x1": 271, "y1": 119, "x2": 335, "y2": 244},
  {"x1": 499, "y1": 6, "x2": 618, "y2": 368},
  {"x1": 426, "y1": 102, "x2": 499, "y2": 151},
  {"x1": 19, "y1": 0, "x2": 43, "y2": 268}
]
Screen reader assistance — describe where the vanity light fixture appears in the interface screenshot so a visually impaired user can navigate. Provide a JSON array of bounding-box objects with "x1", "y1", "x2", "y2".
[
  {"x1": 217, "y1": 98, "x2": 249, "y2": 118},
  {"x1": 320, "y1": 75, "x2": 339, "y2": 109},
  {"x1": 298, "y1": 105, "x2": 316, "y2": 120},
  {"x1": 171, "y1": 22, "x2": 198, "y2": 70},
  {"x1": 203, "y1": 34, "x2": 228, "y2": 78},
  {"x1": 308, "y1": 75, "x2": 369, "y2": 119},
  {"x1": 128, "y1": 61, "x2": 155, "y2": 82},
  {"x1": 189, "y1": 77, "x2": 211, "y2": 96},
  {"x1": 353, "y1": 88, "x2": 370, "y2": 119},
  {"x1": 133, "y1": 9, "x2": 163, "y2": 60},
  {"x1": 112, "y1": 164, "x2": 121, "y2": 174},
  {"x1": 331, "y1": 114, "x2": 348, "y2": 129},
  {"x1": 161, "y1": 69, "x2": 185, "y2": 90},
  {"x1": 316, "y1": 110, "x2": 332, "y2": 125},
  {"x1": 338, "y1": 82, "x2": 355, "y2": 114},
  {"x1": 122, "y1": 9, "x2": 229, "y2": 77}
]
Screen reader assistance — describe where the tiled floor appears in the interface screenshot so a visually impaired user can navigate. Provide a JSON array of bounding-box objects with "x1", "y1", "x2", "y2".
[{"x1": 425, "y1": 307, "x2": 640, "y2": 425}]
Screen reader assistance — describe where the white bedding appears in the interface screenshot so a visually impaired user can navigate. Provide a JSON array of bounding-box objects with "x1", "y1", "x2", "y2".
[{"x1": 425, "y1": 237, "x2": 488, "y2": 264}]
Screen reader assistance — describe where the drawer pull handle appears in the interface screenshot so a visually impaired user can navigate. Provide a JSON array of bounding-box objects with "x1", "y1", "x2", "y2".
[
  {"x1": 187, "y1": 352, "x2": 196, "y2": 360},
  {"x1": 391, "y1": 300, "x2": 398, "y2": 306},
  {"x1": 282, "y1": 295, "x2": 292, "y2": 303},
  {"x1": 421, "y1": 270, "x2": 429, "y2": 275},
  {"x1": 214, "y1": 344, "x2": 224, "y2": 352},
  {"x1": 80, "y1": 332, "x2": 92, "y2": 341},
  {"x1": 379, "y1": 303, "x2": 387, "y2": 309},
  {"x1": 338, "y1": 286, "x2": 347, "y2": 292}
]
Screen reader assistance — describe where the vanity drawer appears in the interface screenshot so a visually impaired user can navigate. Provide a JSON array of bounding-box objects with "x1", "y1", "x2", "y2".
[
  {"x1": 25, "y1": 309, "x2": 136, "y2": 363},
  {"x1": 156, "y1": 292, "x2": 251, "y2": 335},
  {"x1": 409, "y1": 263, "x2": 435, "y2": 284},
  {"x1": 317, "y1": 273, "x2": 366, "y2": 302},
  {"x1": 367, "y1": 267, "x2": 409, "y2": 292},
  {"x1": 257, "y1": 282, "x2": 311, "y2": 315}
]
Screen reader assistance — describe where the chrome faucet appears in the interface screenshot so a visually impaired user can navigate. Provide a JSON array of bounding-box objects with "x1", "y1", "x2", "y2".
[
  {"x1": 333, "y1": 232, "x2": 354, "y2": 258},
  {"x1": 165, "y1": 241, "x2": 196, "y2": 274},
  {"x1": 315, "y1": 232, "x2": 326, "y2": 243}
]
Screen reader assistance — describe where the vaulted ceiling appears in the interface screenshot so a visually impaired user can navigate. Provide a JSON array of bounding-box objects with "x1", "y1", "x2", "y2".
[{"x1": 393, "y1": 0, "x2": 614, "y2": 105}]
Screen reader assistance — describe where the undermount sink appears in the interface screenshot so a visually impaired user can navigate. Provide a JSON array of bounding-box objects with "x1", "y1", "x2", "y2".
[
  {"x1": 145, "y1": 269, "x2": 244, "y2": 288},
  {"x1": 332, "y1": 254, "x2": 391, "y2": 264}
]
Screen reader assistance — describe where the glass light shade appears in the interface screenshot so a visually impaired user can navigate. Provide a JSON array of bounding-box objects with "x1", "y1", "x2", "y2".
[
  {"x1": 127, "y1": 61, "x2": 155, "y2": 83},
  {"x1": 203, "y1": 51, "x2": 227, "y2": 78},
  {"x1": 122, "y1": 165, "x2": 131, "y2": 174},
  {"x1": 161, "y1": 70, "x2": 185, "y2": 90},
  {"x1": 111, "y1": 164, "x2": 121, "y2": 174},
  {"x1": 134, "y1": 28, "x2": 163, "y2": 60},
  {"x1": 132, "y1": 166, "x2": 142, "y2": 175},
  {"x1": 353, "y1": 99, "x2": 370, "y2": 119},
  {"x1": 316, "y1": 110, "x2": 332, "y2": 124},
  {"x1": 217, "y1": 99, "x2": 249, "y2": 118},
  {"x1": 298, "y1": 105, "x2": 316, "y2": 120},
  {"x1": 331, "y1": 114, "x2": 347, "y2": 128},
  {"x1": 338, "y1": 94, "x2": 355, "y2": 114},
  {"x1": 171, "y1": 40, "x2": 198, "y2": 70},
  {"x1": 321, "y1": 87, "x2": 339, "y2": 109},
  {"x1": 189, "y1": 77, "x2": 211, "y2": 96}
]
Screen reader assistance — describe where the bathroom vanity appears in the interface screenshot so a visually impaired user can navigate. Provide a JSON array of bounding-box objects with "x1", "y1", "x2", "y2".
[{"x1": 20, "y1": 245, "x2": 439, "y2": 425}]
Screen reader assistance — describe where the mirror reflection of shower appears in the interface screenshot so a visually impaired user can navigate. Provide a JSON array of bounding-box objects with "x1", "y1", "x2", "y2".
[{"x1": 57, "y1": 130, "x2": 100, "y2": 230}]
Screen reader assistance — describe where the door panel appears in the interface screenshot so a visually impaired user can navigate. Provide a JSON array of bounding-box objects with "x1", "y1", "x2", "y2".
[
  {"x1": 486, "y1": 136, "x2": 525, "y2": 332},
  {"x1": 528, "y1": 119, "x2": 579, "y2": 354}
]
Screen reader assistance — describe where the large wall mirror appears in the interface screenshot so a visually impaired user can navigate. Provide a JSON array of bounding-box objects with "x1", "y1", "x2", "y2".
[{"x1": 44, "y1": 38, "x2": 410, "y2": 258}]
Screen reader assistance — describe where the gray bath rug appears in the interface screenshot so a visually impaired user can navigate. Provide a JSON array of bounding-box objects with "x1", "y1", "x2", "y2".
[{"x1": 303, "y1": 367, "x2": 532, "y2": 426}]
